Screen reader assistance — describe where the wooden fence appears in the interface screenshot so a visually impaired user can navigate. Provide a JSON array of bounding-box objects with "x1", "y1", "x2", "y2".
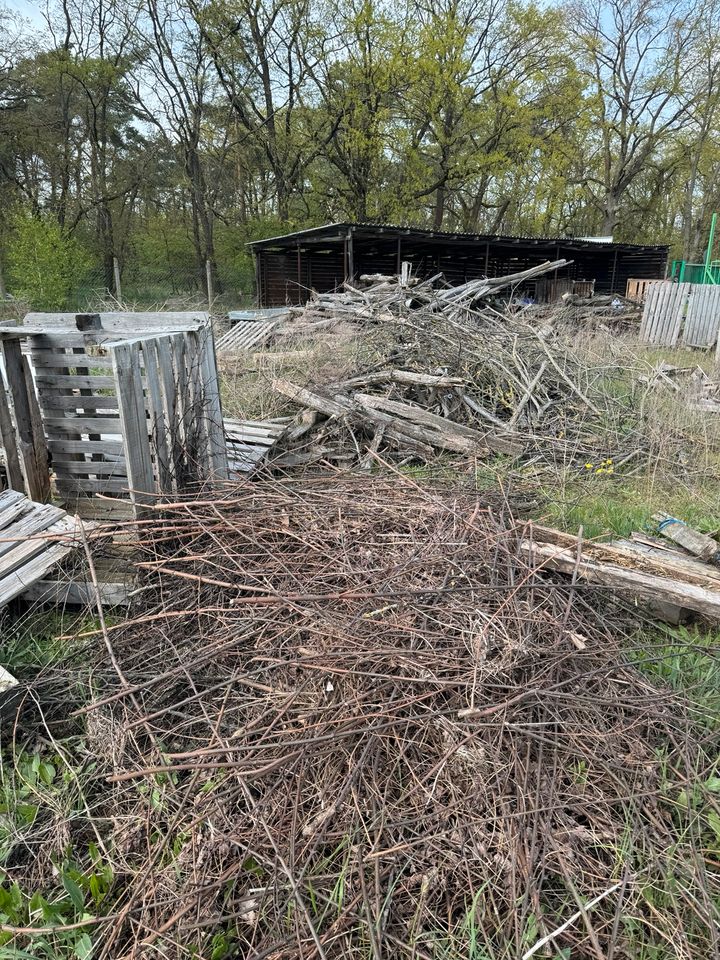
[
  {"x1": 639, "y1": 281, "x2": 720, "y2": 348},
  {"x1": 684, "y1": 285, "x2": 720, "y2": 347}
]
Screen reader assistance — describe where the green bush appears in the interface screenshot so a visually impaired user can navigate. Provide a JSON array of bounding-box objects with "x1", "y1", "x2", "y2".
[{"x1": 7, "y1": 214, "x2": 92, "y2": 310}]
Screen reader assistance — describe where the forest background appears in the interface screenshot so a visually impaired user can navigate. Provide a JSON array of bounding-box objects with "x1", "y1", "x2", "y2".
[{"x1": 1, "y1": 0, "x2": 718, "y2": 308}]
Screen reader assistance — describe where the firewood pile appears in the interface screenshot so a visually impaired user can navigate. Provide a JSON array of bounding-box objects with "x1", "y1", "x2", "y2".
[{"x1": 267, "y1": 263, "x2": 646, "y2": 471}]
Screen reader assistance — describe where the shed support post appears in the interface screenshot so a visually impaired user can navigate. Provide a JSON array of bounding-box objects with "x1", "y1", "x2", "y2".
[
  {"x1": 610, "y1": 249, "x2": 618, "y2": 293},
  {"x1": 347, "y1": 229, "x2": 355, "y2": 281}
]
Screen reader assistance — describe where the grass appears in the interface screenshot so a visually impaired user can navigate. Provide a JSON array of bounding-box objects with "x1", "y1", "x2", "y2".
[
  {"x1": 538, "y1": 473, "x2": 720, "y2": 540},
  {"x1": 629, "y1": 623, "x2": 720, "y2": 727}
]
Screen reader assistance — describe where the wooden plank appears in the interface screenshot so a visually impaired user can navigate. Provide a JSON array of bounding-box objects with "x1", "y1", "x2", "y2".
[
  {"x1": 0, "y1": 515, "x2": 81, "y2": 608},
  {"x1": 0, "y1": 492, "x2": 35, "y2": 530},
  {"x1": 154, "y1": 335, "x2": 179, "y2": 490},
  {"x1": 2, "y1": 339, "x2": 50, "y2": 501},
  {"x1": 24, "y1": 311, "x2": 208, "y2": 331},
  {"x1": 35, "y1": 394, "x2": 119, "y2": 412},
  {"x1": 42, "y1": 417, "x2": 123, "y2": 433},
  {"x1": 28, "y1": 352, "x2": 116, "y2": 370},
  {"x1": 112, "y1": 340, "x2": 155, "y2": 509},
  {"x1": 140, "y1": 338, "x2": 172, "y2": 492},
  {"x1": 171, "y1": 333, "x2": 189, "y2": 470},
  {"x1": 54, "y1": 477, "x2": 132, "y2": 494},
  {"x1": 50, "y1": 460, "x2": 127, "y2": 476},
  {"x1": 48, "y1": 439, "x2": 124, "y2": 456},
  {"x1": 23, "y1": 578, "x2": 130, "y2": 607},
  {"x1": 34, "y1": 374, "x2": 117, "y2": 390},
  {"x1": 197, "y1": 326, "x2": 229, "y2": 480},
  {"x1": 0, "y1": 503, "x2": 67, "y2": 568},
  {"x1": 0, "y1": 374, "x2": 25, "y2": 493},
  {"x1": 522, "y1": 537, "x2": 720, "y2": 620}
]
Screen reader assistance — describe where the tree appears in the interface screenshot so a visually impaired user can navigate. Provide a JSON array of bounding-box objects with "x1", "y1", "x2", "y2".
[{"x1": 568, "y1": 0, "x2": 702, "y2": 237}]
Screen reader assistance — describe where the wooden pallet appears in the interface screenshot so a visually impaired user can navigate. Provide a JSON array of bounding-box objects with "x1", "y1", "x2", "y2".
[
  {"x1": 216, "y1": 318, "x2": 284, "y2": 354},
  {"x1": 224, "y1": 418, "x2": 290, "y2": 474},
  {"x1": 0, "y1": 489, "x2": 85, "y2": 609}
]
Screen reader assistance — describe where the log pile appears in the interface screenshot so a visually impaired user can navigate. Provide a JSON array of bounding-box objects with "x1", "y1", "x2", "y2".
[{"x1": 267, "y1": 263, "x2": 645, "y2": 470}]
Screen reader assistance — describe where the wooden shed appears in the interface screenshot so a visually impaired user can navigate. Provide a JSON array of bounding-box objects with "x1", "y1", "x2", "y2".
[{"x1": 249, "y1": 223, "x2": 669, "y2": 307}]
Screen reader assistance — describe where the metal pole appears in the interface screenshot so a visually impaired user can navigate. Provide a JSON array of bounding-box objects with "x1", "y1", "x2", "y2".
[
  {"x1": 705, "y1": 212, "x2": 717, "y2": 283},
  {"x1": 113, "y1": 256, "x2": 122, "y2": 302},
  {"x1": 206, "y1": 259, "x2": 214, "y2": 307}
]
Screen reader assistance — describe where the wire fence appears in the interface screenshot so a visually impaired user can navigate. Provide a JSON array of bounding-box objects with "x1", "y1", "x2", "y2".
[{"x1": 2, "y1": 259, "x2": 256, "y2": 317}]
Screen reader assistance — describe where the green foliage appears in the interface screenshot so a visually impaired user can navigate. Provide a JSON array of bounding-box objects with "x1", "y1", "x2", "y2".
[{"x1": 6, "y1": 214, "x2": 92, "y2": 310}]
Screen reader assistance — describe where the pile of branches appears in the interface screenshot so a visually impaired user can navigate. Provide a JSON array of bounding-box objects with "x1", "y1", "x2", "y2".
[
  {"x1": 18, "y1": 475, "x2": 718, "y2": 958},
  {"x1": 269, "y1": 265, "x2": 648, "y2": 472}
]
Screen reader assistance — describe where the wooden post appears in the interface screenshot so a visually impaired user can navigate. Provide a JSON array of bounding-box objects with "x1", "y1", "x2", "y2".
[
  {"x1": 1, "y1": 338, "x2": 51, "y2": 502},
  {"x1": 206, "y1": 259, "x2": 214, "y2": 308},
  {"x1": 113, "y1": 257, "x2": 122, "y2": 302},
  {"x1": 396, "y1": 237, "x2": 402, "y2": 275},
  {"x1": 347, "y1": 230, "x2": 355, "y2": 281}
]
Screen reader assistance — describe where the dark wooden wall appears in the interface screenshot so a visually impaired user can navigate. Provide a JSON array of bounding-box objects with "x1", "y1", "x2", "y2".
[{"x1": 255, "y1": 236, "x2": 667, "y2": 306}]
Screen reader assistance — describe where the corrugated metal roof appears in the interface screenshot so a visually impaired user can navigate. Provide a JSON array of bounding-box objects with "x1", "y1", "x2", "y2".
[{"x1": 247, "y1": 221, "x2": 669, "y2": 252}]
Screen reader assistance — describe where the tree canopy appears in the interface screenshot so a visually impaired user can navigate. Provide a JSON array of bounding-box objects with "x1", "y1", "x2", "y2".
[{"x1": 1, "y1": 0, "x2": 718, "y2": 305}]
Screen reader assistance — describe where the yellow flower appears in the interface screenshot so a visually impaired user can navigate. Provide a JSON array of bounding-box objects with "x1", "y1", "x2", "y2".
[{"x1": 585, "y1": 462, "x2": 593, "y2": 469}]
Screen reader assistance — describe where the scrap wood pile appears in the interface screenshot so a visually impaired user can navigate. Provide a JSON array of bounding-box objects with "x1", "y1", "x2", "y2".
[
  {"x1": 550, "y1": 293, "x2": 642, "y2": 332},
  {"x1": 638, "y1": 360, "x2": 720, "y2": 413},
  {"x1": 266, "y1": 262, "x2": 648, "y2": 471},
  {"x1": 16, "y1": 476, "x2": 718, "y2": 958}
]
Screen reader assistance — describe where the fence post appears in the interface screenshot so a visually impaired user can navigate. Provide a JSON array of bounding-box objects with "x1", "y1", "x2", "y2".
[
  {"x1": 113, "y1": 257, "x2": 122, "y2": 302},
  {"x1": 206, "y1": 259, "x2": 214, "y2": 308}
]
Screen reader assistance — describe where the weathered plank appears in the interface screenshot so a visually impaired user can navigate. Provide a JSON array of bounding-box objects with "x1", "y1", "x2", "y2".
[
  {"x1": 112, "y1": 340, "x2": 155, "y2": 509},
  {"x1": 24, "y1": 311, "x2": 208, "y2": 331},
  {"x1": 0, "y1": 374, "x2": 25, "y2": 492},
  {"x1": 140, "y1": 338, "x2": 172, "y2": 492},
  {"x1": 154, "y1": 335, "x2": 180, "y2": 488},
  {"x1": 2, "y1": 339, "x2": 51, "y2": 501},
  {"x1": 28, "y1": 352, "x2": 116, "y2": 370},
  {"x1": 35, "y1": 394, "x2": 119, "y2": 412},
  {"x1": 197, "y1": 326, "x2": 229, "y2": 480},
  {"x1": 0, "y1": 514, "x2": 83, "y2": 608},
  {"x1": 43, "y1": 417, "x2": 123, "y2": 433},
  {"x1": 34, "y1": 374, "x2": 117, "y2": 390},
  {"x1": 54, "y1": 477, "x2": 132, "y2": 494},
  {"x1": 50, "y1": 460, "x2": 127, "y2": 476},
  {"x1": 48, "y1": 439, "x2": 124, "y2": 456}
]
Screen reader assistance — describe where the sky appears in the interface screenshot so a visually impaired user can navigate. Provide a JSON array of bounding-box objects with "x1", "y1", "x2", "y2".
[{"x1": 4, "y1": 0, "x2": 45, "y2": 26}]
